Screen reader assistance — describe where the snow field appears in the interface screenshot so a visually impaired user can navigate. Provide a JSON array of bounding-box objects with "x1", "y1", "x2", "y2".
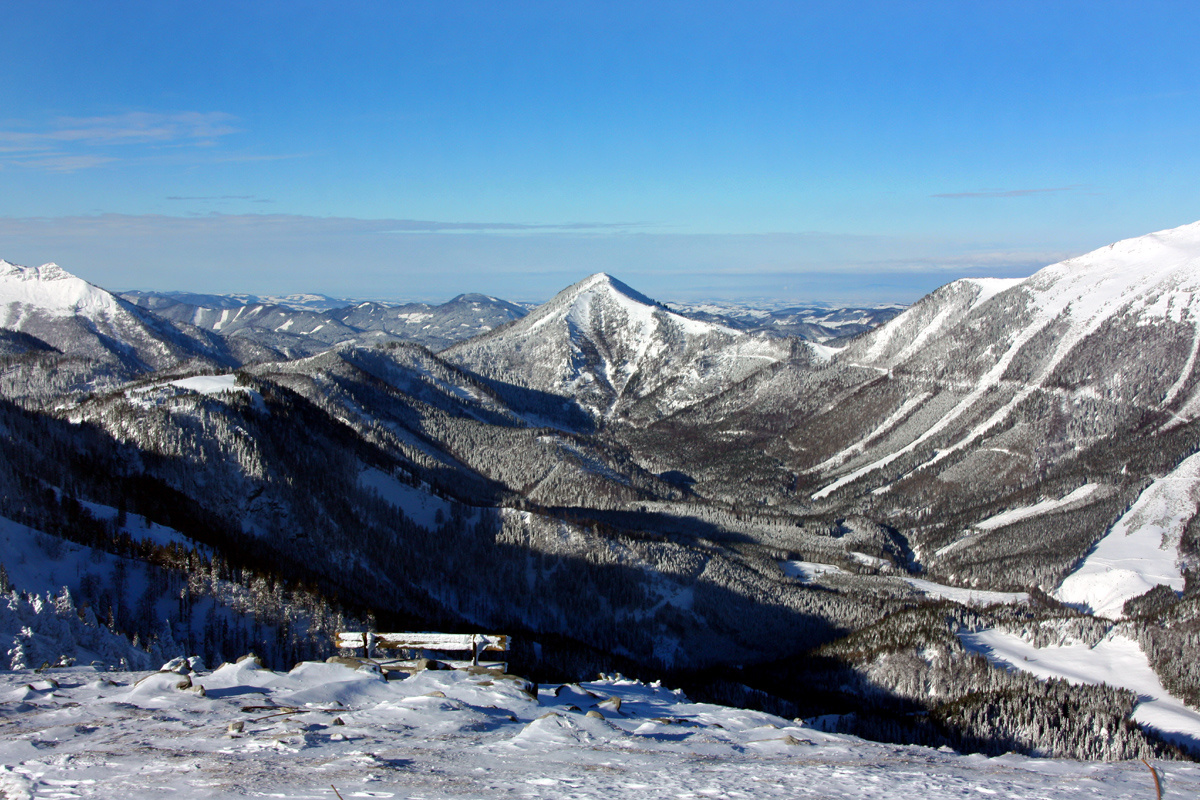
[
  {"x1": 358, "y1": 467, "x2": 453, "y2": 530},
  {"x1": 962, "y1": 629, "x2": 1200, "y2": 750},
  {"x1": 0, "y1": 660, "x2": 1195, "y2": 799},
  {"x1": 780, "y1": 560, "x2": 846, "y2": 582},
  {"x1": 899, "y1": 577, "x2": 1028, "y2": 606},
  {"x1": 1055, "y1": 452, "x2": 1200, "y2": 619},
  {"x1": 79, "y1": 499, "x2": 201, "y2": 552},
  {"x1": 127, "y1": 373, "x2": 267, "y2": 412},
  {"x1": 782, "y1": 560, "x2": 1029, "y2": 605}
]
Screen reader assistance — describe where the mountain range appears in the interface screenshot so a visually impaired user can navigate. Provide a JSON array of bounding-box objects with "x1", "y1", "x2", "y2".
[
  {"x1": 4, "y1": 220, "x2": 1200, "y2": 759},
  {"x1": 122, "y1": 289, "x2": 532, "y2": 356}
]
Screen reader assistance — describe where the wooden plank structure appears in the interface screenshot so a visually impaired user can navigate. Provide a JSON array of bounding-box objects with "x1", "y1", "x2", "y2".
[{"x1": 335, "y1": 631, "x2": 509, "y2": 667}]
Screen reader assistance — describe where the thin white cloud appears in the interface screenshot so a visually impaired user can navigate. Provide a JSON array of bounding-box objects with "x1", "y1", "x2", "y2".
[
  {"x1": 165, "y1": 195, "x2": 264, "y2": 201},
  {"x1": 14, "y1": 154, "x2": 119, "y2": 173},
  {"x1": 932, "y1": 185, "x2": 1085, "y2": 199},
  {"x1": 205, "y1": 151, "x2": 311, "y2": 164},
  {"x1": 0, "y1": 112, "x2": 240, "y2": 150},
  {"x1": 0, "y1": 212, "x2": 1083, "y2": 305},
  {"x1": 0, "y1": 112, "x2": 243, "y2": 172}
]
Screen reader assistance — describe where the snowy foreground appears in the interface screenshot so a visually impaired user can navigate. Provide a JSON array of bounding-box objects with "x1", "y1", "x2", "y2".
[{"x1": 2, "y1": 660, "x2": 1196, "y2": 799}]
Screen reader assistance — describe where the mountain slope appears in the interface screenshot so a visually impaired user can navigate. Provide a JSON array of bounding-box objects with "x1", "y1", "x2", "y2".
[
  {"x1": 444, "y1": 273, "x2": 792, "y2": 421},
  {"x1": 824, "y1": 220, "x2": 1200, "y2": 496}
]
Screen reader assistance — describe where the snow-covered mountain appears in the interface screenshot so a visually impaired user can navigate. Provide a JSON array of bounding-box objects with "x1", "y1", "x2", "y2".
[
  {"x1": 824, "y1": 220, "x2": 1200, "y2": 493},
  {"x1": 11, "y1": 228, "x2": 1200, "y2": 765},
  {"x1": 623, "y1": 220, "x2": 1200, "y2": 608},
  {"x1": 445, "y1": 273, "x2": 793, "y2": 421},
  {"x1": 329, "y1": 292, "x2": 529, "y2": 350},
  {"x1": 0, "y1": 260, "x2": 235, "y2": 397}
]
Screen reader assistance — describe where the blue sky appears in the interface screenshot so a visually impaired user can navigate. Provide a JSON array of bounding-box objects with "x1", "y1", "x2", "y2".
[{"x1": 2, "y1": 1, "x2": 1199, "y2": 303}]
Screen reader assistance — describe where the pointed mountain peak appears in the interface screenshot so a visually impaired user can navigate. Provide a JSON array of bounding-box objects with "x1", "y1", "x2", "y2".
[
  {"x1": 1, "y1": 260, "x2": 71, "y2": 281},
  {"x1": 558, "y1": 272, "x2": 659, "y2": 308}
]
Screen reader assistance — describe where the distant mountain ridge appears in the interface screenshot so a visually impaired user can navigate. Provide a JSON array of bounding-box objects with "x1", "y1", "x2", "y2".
[
  {"x1": 121, "y1": 289, "x2": 348, "y2": 312},
  {"x1": 122, "y1": 289, "x2": 531, "y2": 355},
  {"x1": 669, "y1": 300, "x2": 904, "y2": 342}
]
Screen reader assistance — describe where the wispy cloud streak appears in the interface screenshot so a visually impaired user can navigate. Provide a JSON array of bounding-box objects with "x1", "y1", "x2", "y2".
[
  {"x1": 0, "y1": 212, "x2": 1077, "y2": 305},
  {"x1": 932, "y1": 185, "x2": 1085, "y2": 199},
  {"x1": 0, "y1": 112, "x2": 244, "y2": 172},
  {"x1": 0, "y1": 112, "x2": 239, "y2": 151}
]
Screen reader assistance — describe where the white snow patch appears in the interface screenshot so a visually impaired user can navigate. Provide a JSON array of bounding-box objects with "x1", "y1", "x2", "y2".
[
  {"x1": 807, "y1": 341, "x2": 842, "y2": 361},
  {"x1": 129, "y1": 374, "x2": 265, "y2": 411},
  {"x1": 358, "y1": 467, "x2": 452, "y2": 530},
  {"x1": 901, "y1": 578, "x2": 1028, "y2": 606},
  {"x1": 167, "y1": 374, "x2": 242, "y2": 394},
  {"x1": 79, "y1": 500, "x2": 201, "y2": 552},
  {"x1": 1055, "y1": 453, "x2": 1200, "y2": 619},
  {"x1": 848, "y1": 551, "x2": 888, "y2": 569},
  {"x1": 962, "y1": 629, "x2": 1200, "y2": 749},
  {"x1": 963, "y1": 277, "x2": 1023, "y2": 306},
  {"x1": 781, "y1": 561, "x2": 846, "y2": 582},
  {"x1": 783, "y1": 560, "x2": 1027, "y2": 606},
  {"x1": 974, "y1": 484, "x2": 1101, "y2": 530}
]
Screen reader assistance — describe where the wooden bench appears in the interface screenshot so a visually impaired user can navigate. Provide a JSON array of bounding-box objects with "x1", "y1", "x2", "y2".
[{"x1": 335, "y1": 631, "x2": 510, "y2": 667}]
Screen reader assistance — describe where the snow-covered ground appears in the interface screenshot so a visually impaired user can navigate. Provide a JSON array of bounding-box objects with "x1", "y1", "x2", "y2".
[
  {"x1": 1055, "y1": 452, "x2": 1200, "y2": 618},
  {"x1": 0, "y1": 659, "x2": 1193, "y2": 799},
  {"x1": 358, "y1": 467, "x2": 452, "y2": 530},
  {"x1": 899, "y1": 577, "x2": 1028, "y2": 606},
  {"x1": 962, "y1": 629, "x2": 1200, "y2": 750},
  {"x1": 781, "y1": 561, "x2": 1027, "y2": 606},
  {"x1": 128, "y1": 373, "x2": 266, "y2": 411},
  {"x1": 164, "y1": 374, "x2": 244, "y2": 395},
  {"x1": 780, "y1": 560, "x2": 846, "y2": 582},
  {"x1": 79, "y1": 500, "x2": 202, "y2": 552}
]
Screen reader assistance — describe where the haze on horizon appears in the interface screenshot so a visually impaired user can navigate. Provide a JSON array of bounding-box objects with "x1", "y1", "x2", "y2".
[{"x1": 2, "y1": 2, "x2": 1199, "y2": 305}]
